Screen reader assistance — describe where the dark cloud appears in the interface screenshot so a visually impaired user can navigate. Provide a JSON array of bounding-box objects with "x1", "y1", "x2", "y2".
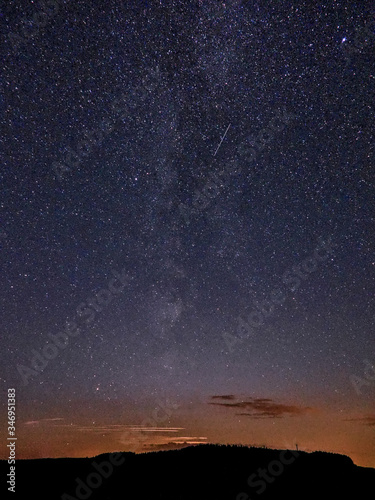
[
  {"x1": 344, "y1": 415, "x2": 375, "y2": 427},
  {"x1": 209, "y1": 396, "x2": 314, "y2": 419},
  {"x1": 211, "y1": 394, "x2": 236, "y2": 400}
]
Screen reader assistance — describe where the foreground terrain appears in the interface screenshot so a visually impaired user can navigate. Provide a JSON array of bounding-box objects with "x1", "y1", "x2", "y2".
[{"x1": 3, "y1": 444, "x2": 375, "y2": 499}]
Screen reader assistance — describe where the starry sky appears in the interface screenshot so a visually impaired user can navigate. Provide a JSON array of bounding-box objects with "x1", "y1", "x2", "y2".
[{"x1": 1, "y1": 0, "x2": 375, "y2": 467}]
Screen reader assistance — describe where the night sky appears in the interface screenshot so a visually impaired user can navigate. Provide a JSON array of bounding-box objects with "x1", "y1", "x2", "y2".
[{"x1": 1, "y1": 0, "x2": 374, "y2": 467}]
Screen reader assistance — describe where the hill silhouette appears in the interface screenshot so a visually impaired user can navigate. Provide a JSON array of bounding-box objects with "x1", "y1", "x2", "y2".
[{"x1": 3, "y1": 444, "x2": 374, "y2": 499}]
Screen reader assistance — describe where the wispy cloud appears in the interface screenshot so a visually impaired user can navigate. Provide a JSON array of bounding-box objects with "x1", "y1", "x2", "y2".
[
  {"x1": 142, "y1": 436, "x2": 208, "y2": 452},
  {"x1": 209, "y1": 396, "x2": 314, "y2": 419},
  {"x1": 23, "y1": 420, "x2": 186, "y2": 434},
  {"x1": 24, "y1": 418, "x2": 64, "y2": 426},
  {"x1": 75, "y1": 425, "x2": 185, "y2": 434}
]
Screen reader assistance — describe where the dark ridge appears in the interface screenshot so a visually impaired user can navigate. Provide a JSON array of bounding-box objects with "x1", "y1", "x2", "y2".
[{"x1": 2, "y1": 444, "x2": 374, "y2": 499}]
